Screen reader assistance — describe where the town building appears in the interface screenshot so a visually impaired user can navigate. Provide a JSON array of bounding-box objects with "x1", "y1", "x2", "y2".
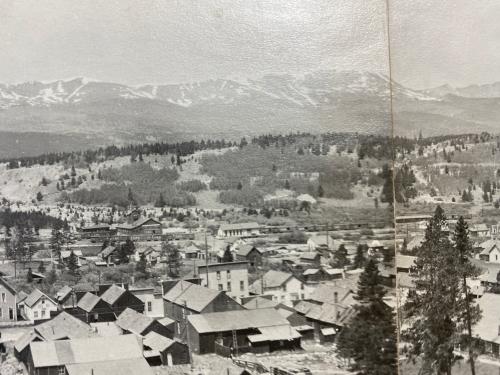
[
  {"x1": 99, "y1": 284, "x2": 145, "y2": 316},
  {"x1": 129, "y1": 286, "x2": 164, "y2": 318},
  {"x1": 143, "y1": 331, "x2": 190, "y2": 366},
  {"x1": 163, "y1": 280, "x2": 243, "y2": 342},
  {"x1": 0, "y1": 277, "x2": 17, "y2": 321},
  {"x1": 307, "y1": 234, "x2": 334, "y2": 253},
  {"x1": 22, "y1": 289, "x2": 58, "y2": 322},
  {"x1": 473, "y1": 293, "x2": 500, "y2": 357},
  {"x1": 235, "y1": 245, "x2": 265, "y2": 267},
  {"x1": 478, "y1": 239, "x2": 500, "y2": 263},
  {"x1": 217, "y1": 222, "x2": 261, "y2": 238},
  {"x1": 115, "y1": 217, "x2": 163, "y2": 241},
  {"x1": 116, "y1": 307, "x2": 173, "y2": 338},
  {"x1": 26, "y1": 334, "x2": 152, "y2": 375},
  {"x1": 197, "y1": 261, "x2": 250, "y2": 301},
  {"x1": 75, "y1": 292, "x2": 115, "y2": 323},
  {"x1": 249, "y1": 270, "x2": 307, "y2": 306},
  {"x1": 186, "y1": 308, "x2": 301, "y2": 355}
]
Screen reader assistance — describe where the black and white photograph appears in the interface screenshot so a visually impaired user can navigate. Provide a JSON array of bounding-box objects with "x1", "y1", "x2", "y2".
[{"x1": 0, "y1": 1, "x2": 497, "y2": 375}]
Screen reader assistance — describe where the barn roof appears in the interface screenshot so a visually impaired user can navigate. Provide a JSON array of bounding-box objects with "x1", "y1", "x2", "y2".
[
  {"x1": 100, "y1": 284, "x2": 126, "y2": 305},
  {"x1": 35, "y1": 312, "x2": 94, "y2": 341},
  {"x1": 66, "y1": 358, "x2": 154, "y2": 375},
  {"x1": 116, "y1": 308, "x2": 153, "y2": 335},
  {"x1": 143, "y1": 331, "x2": 176, "y2": 352},
  {"x1": 247, "y1": 325, "x2": 301, "y2": 343},
  {"x1": 77, "y1": 292, "x2": 102, "y2": 312},
  {"x1": 30, "y1": 334, "x2": 143, "y2": 368},
  {"x1": 188, "y1": 308, "x2": 289, "y2": 334},
  {"x1": 163, "y1": 281, "x2": 221, "y2": 313}
]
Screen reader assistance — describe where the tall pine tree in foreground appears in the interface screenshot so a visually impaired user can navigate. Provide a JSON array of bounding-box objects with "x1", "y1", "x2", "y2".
[
  {"x1": 403, "y1": 206, "x2": 466, "y2": 375},
  {"x1": 453, "y1": 216, "x2": 482, "y2": 375},
  {"x1": 336, "y1": 258, "x2": 397, "y2": 375}
]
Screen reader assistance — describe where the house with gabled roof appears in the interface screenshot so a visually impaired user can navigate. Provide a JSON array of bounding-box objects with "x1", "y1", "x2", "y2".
[
  {"x1": 0, "y1": 277, "x2": 17, "y2": 321},
  {"x1": 116, "y1": 307, "x2": 173, "y2": 339},
  {"x1": 143, "y1": 331, "x2": 190, "y2": 366},
  {"x1": 163, "y1": 280, "x2": 243, "y2": 342},
  {"x1": 473, "y1": 293, "x2": 500, "y2": 357},
  {"x1": 23, "y1": 288, "x2": 58, "y2": 322},
  {"x1": 186, "y1": 308, "x2": 301, "y2": 355},
  {"x1": 74, "y1": 292, "x2": 114, "y2": 323},
  {"x1": 294, "y1": 281, "x2": 357, "y2": 343},
  {"x1": 478, "y1": 239, "x2": 500, "y2": 263},
  {"x1": 15, "y1": 311, "x2": 96, "y2": 362},
  {"x1": 26, "y1": 334, "x2": 152, "y2": 375},
  {"x1": 249, "y1": 270, "x2": 307, "y2": 306},
  {"x1": 99, "y1": 245, "x2": 119, "y2": 266},
  {"x1": 235, "y1": 245, "x2": 265, "y2": 267},
  {"x1": 100, "y1": 284, "x2": 145, "y2": 316},
  {"x1": 55, "y1": 285, "x2": 76, "y2": 309}
]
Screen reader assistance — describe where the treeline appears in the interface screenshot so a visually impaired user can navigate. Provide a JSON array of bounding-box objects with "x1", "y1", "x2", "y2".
[
  {"x1": 0, "y1": 208, "x2": 68, "y2": 231},
  {"x1": 3, "y1": 138, "x2": 239, "y2": 169}
]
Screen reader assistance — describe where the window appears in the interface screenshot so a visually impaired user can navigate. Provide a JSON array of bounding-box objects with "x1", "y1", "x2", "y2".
[
  {"x1": 147, "y1": 301, "x2": 152, "y2": 312},
  {"x1": 0, "y1": 308, "x2": 3, "y2": 318},
  {"x1": 227, "y1": 282, "x2": 231, "y2": 292},
  {"x1": 1, "y1": 292, "x2": 5, "y2": 302},
  {"x1": 283, "y1": 284, "x2": 287, "y2": 292},
  {"x1": 216, "y1": 271, "x2": 221, "y2": 280},
  {"x1": 218, "y1": 284, "x2": 223, "y2": 291},
  {"x1": 300, "y1": 283, "x2": 304, "y2": 290},
  {"x1": 301, "y1": 293, "x2": 305, "y2": 299},
  {"x1": 227, "y1": 270, "x2": 231, "y2": 280},
  {"x1": 58, "y1": 367, "x2": 66, "y2": 375},
  {"x1": 240, "y1": 281, "x2": 245, "y2": 291},
  {"x1": 34, "y1": 311, "x2": 39, "y2": 319},
  {"x1": 41, "y1": 310, "x2": 46, "y2": 318}
]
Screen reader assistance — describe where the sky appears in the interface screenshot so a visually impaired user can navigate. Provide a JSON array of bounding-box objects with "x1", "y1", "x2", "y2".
[
  {"x1": 1, "y1": 1, "x2": 499, "y2": 89},
  {"x1": 0, "y1": 0, "x2": 389, "y2": 85},
  {"x1": 389, "y1": 0, "x2": 500, "y2": 89}
]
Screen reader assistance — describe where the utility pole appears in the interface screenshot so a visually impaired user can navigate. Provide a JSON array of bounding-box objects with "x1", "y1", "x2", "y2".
[{"x1": 204, "y1": 225, "x2": 209, "y2": 288}]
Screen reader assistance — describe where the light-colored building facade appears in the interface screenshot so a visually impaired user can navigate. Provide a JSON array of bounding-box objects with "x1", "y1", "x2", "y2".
[
  {"x1": 250, "y1": 270, "x2": 308, "y2": 306},
  {"x1": 198, "y1": 261, "x2": 249, "y2": 301}
]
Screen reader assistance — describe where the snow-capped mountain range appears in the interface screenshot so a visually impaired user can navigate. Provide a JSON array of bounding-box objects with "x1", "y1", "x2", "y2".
[
  {"x1": 0, "y1": 70, "x2": 499, "y2": 139},
  {"x1": 0, "y1": 70, "x2": 436, "y2": 110}
]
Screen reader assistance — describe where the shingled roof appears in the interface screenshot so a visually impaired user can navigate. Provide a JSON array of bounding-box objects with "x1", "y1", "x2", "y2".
[
  {"x1": 163, "y1": 281, "x2": 221, "y2": 313},
  {"x1": 77, "y1": 292, "x2": 102, "y2": 312},
  {"x1": 100, "y1": 284, "x2": 126, "y2": 305},
  {"x1": 188, "y1": 308, "x2": 289, "y2": 334},
  {"x1": 24, "y1": 288, "x2": 56, "y2": 308},
  {"x1": 116, "y1": 308, "x2": 154, "y2": 335},
  {"x1": 34, "y1": 312, "x2": 95, "y2": 341},
  {"x1": 66, "y1": 358, "x2": 154, "y2": 375},
  {"x1": 30, "y1": 335, "x2": 143, "y2": 368}
]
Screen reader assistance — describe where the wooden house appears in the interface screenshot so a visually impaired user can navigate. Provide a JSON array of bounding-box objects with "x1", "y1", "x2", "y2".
[
  {"x1": 235, "y1": 245, "x2": 264, "y2": 267},
  {"x1": 163, "y1": 280, "x2": 243, "y2": 342},
  {"x1": 100, "y1": 284, "x2": 145, "y2": 316},
  {"x1": 0, "y1": 277, "x2": 17, "y2": 321},
  {"x1": 143, "y1": 331, "x2": 190, "y2": 366},
  {"x1": 23, "y1": 289, "x2": 58, "y2": 322},
  {"x1": 187, "y1": 308, "x2": 301, "y2": 355},
  {"x1": 116, "y1": 307, "x2": 173, "y2": 338}
]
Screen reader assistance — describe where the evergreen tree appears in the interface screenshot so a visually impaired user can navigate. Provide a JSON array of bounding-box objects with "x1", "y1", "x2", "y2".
[
  {"x1": 155, "y1": 193, "x2": 166, "y2": 207},
  {"x1": 336, "y1": 258, "x2": 397, "y2": 374},
  {"x1": 222, "y1": 245, "x2": 234, "y2": 263},
  {"x1": 163, "y1": 242, "x2": 181, "y2": 278},
  {"x1": 36, "y1": 192, "x2": 43, "y2": 201},
  {"x1": 67, "y1": 251, "x2": 79, "y2": 275},
  {"x1": 27, "y1": 267, "x2": 33, "y2": 283},
  {"x1": 352, "y1": 244, "x2": 366, "y2": 269},
  {"x1": 403, "y1": 206, "x2": 464, "y2": 374},
  {"x1": 117, "y1": 244, "x2": 130, "y2": 264},
  {"x1": 331, "y1": 244, "x2": 350, "y2": 268},
  {"x1": 453, "y1": 217, "x2": 482, "y2": 375},
  {"x1": 136, "y1": 252, "x2": 148, "y2": 276}
]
